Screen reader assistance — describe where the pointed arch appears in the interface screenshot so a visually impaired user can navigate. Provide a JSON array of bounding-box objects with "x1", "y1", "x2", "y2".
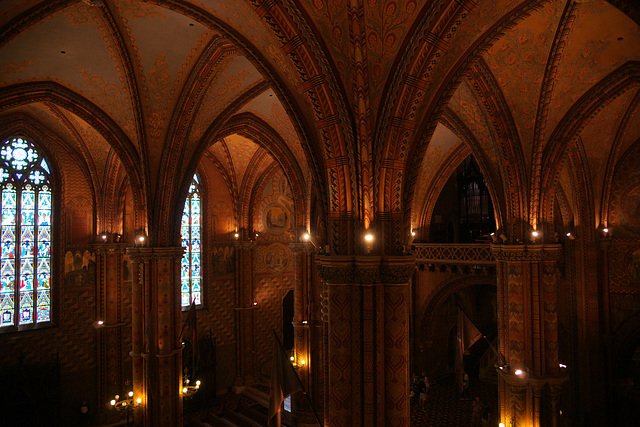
[{"x1": 540, "y1": 61, "x2": 640, "y2": 231}]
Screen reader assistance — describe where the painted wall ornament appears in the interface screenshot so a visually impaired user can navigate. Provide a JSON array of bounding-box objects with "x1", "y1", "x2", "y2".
[
  {"x1": 629, "y1": 248, "x2": 640, "y2": 283},
  {"x1": 263, "y1": 243, "x2": 289, "y2": 272},
  {"x1": 64, "y1": 250, "x2": 96, "y2": 287},
  {"x1": 263, "y1": 202, "x2": 291, "y2": 236}
]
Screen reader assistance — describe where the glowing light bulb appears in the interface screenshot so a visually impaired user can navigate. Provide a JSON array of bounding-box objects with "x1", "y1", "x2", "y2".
[
  {"x1": 136, "y1": 398, "x2": 141, "y2": 404},
  {"x1": 532, "y1": 231, "x2": 539, "y2": 237},
  {"x1": 514, "y1": 369, "x2": 523, "y2": 376},
  {"x1": 364, "y1": 233, "x2": 373, "y2": 242},
  {"x1": 128, "y1": 391, "x2": 133, "y2": 397},
  {"x1": 300, "y1": 359, "x2": 306, "y2": 365},
  {"x1": 234, "y1": 233, "x2": 239, "y2": 238},
  {"x1": 411, "y1": 231, "x2": 416, "y2": 236},
  {"x1": 290, "y1": 356, "x2": 295, "y2": 361},
  {"x1": 110, "y1": 399, "x2": 116, "y2": 406},
  {"x1": 303, "y1": 233, "x2": 310, "y2": 240},
  {"x1": 182, "y1": 387, "x2": 187, "y2": 394}
]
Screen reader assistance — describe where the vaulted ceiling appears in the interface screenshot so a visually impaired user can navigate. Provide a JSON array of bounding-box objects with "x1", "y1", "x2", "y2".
[{"x1": 0, "y1": 0, "x2": 638, "y2": 244}]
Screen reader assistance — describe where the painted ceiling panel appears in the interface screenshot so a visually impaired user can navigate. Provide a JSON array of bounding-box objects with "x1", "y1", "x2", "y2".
[
  {"x1": 224, "y1": 133, "x2": 260, "y2": 187},
  {"x1": 557, "y1": 159, "x2": 577, "y2": 224},
  {"x1": 296, "y1": 0, "x2": 351, "y2": 98},
  {"x1": 618, "y1": 90, "x2": 640, "y2": 161},
  {"x1": 448, "y1": 80, "x2": 499, "y2": 173},
  {"x1": 0, "y1": 8, "x2": 118, "y2": 88},
  {"x1": 189, "y1": 55, "x2": 264, "y2": 145},
  {"x1": 16, "y1": 103, "x2": 78, "y2": 149},
  {"x1": 118, "y1": 1, "x2": 209, "y2": 80},
  {"x1": 194, "y1": 0, "x2": 302, "y2": 87},
  {"x1": 64, "y1": 109, "x2": 113, "y2": 187},
  {"x1": 421, "y1": 0, "x2": 515, "y2": 106},
  {"x1": 363, "y1": 0, "x2": 427, "y2": 107},
  {"x1": 208, "y1": 140, "x2": 231, "y2": 175},
  {"x1": 483, "y1": 0, "x2": 565, "y2": 162},
  {"x1": 579, "y1": 87, "x2": 636, "y2": 217},
  {"x1": 239, "y1": 88, "x2": 309, "y2": 182},
  {"x1": 0, "y1": 5, "x2": 136, "y2": 146},
  {"x1": 412, "y1": 122, "x2": 461, "y2": 226},
  {"x1": 545, "y1": 1, "x2": 640, "y2": 144}
]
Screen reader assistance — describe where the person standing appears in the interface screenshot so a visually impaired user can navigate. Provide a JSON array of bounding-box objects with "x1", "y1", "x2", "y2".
[
  {"x1": 462, "y1": 371, "x2": 470, "y2": 398},
  {"x1": 418, "y1": 376, "x2": 427, "y2": 409}
]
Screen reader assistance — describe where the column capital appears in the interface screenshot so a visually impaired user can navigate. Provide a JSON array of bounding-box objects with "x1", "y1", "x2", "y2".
[
  {"x1": 491, "y1": 244, "x2": 562, "y2": 262},
  {"x1": 315, "y1": 255, "x2": 415, "y2": 285},
  {"x1": 126, "y1": 246, "x2": 184, "y2": 261}
]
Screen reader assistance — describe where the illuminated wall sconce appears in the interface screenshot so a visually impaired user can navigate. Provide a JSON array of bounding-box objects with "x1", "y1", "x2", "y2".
[
  {"x1": 135, "y1": 235, "x2": 147, "y2": 246},
  {"x1": 411, "y1": 230, "x2": 416, "y2": 237},
  {"x1": 364, "y1": 233, "x2": 374, "y2": 242},
  {"x1": 234, "y1": 232, "x2": 239, "y2": 239}
]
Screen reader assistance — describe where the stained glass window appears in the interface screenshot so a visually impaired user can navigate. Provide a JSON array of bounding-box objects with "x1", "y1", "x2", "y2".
[
  {"x1": 0, "y1": 137, "x2": 52, "y2": 329},
  {"x1": 181, "y1": 174, "x2": 201, "y2": 307}
]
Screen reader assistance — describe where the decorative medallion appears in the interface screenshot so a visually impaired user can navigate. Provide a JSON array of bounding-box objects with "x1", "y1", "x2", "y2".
[{"x1": 263, "y1": 202, "x2": 291, "y2": 236}]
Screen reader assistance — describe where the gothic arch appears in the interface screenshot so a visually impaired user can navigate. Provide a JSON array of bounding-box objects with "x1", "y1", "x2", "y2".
[
  {"x1": 150, "y1": 0, "x2": 353, "y2": 243},
  {"x1": 378, "y1": 1, "x2": 543, "y2": 250},
  {"x1": 418, "y1": 275, "x2": 497, "y2": 342},
  {"x1": 539, "y1": 61, "x2": 640, "y2": 233},
  {"x1": 0, "y1": 82, "x2": 146, "y2": 220}
]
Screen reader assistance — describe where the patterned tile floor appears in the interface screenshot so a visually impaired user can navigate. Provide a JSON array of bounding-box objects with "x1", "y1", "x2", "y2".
[
  {"x1": 410, "y1": 377, "x2": 498, "y2": 426},
  {"x1": 185, "y1": 377, "x2": 498, "y2": 426}
]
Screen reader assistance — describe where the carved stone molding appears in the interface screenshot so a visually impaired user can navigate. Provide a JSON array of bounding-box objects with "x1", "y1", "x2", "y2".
[
  {"x1": 491, "y1": 244, "x2": 563, "y2": 262},
  {"x1": 315, "y1": 255, "x2": 415, "y2": 285}
]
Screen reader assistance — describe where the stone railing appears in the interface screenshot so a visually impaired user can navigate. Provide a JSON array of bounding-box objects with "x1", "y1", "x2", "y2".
[{"x1": 412, "y1": 243, "x2": 495, "y2": 274}]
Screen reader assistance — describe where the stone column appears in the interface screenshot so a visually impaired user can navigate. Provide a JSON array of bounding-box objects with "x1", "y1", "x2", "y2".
[
  {"x1": 127, "y1": 246, "x2": 184, "y2": 427},
  {"x1": 95, "y1": 241, "x2": 128, "y2": 420},
  {"x1": 232, "y1": 240, "x2": 256, "y2": 391},
  {"x1": 492, "y1": 244, "x2": 568, "y2": 427},
  {"x1": 316, "y1": 255, "x2": 414, "y2": 427}
]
